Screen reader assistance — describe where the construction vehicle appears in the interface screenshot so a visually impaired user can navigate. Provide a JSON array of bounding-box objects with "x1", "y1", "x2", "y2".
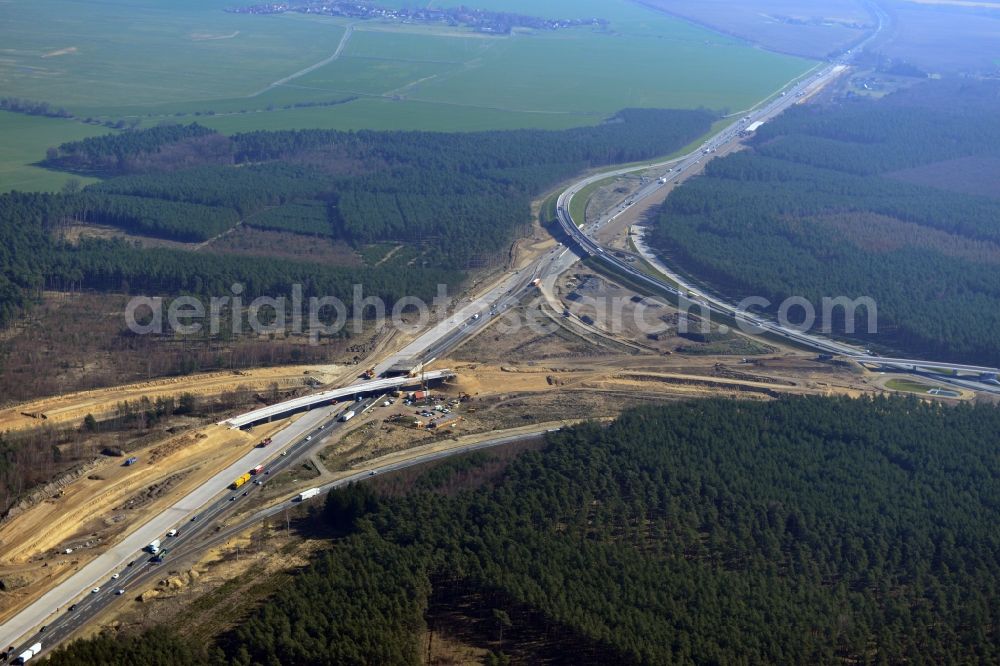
[
  {"x1": 363, "y1": 367, "x2": 376, "y2": 379},
  {"x1": 230, "y1": 472, "x2": 251, "y2": 490}
]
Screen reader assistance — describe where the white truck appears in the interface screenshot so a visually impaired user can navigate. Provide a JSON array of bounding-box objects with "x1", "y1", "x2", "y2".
[
  {"x1": 14, "y1": 642, "x2": 42, "y2": 664},
  {"x1": 296, "y1": 488, "x2": 321, "y2": 502},
  {"x1": 339, "y1": 410, "x2": 355, "y2": 422},
  {"x1": 145, "y1": 539, "x2": 161, "y2": 554}
]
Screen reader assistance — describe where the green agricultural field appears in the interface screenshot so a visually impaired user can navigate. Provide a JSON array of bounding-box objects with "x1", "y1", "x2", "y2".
[
  {"x1": 0, "y1": 0, "x2": 814, "y2": 186},
  {"x1": 0, "y1": 112, "x2": 106, "y2": 192},
  {"x1": 1, "y1": 0, "x2": 811, "y2": 125},
  {"x1": 0, "y1": 0, "x2": 348, "y2": 111}
]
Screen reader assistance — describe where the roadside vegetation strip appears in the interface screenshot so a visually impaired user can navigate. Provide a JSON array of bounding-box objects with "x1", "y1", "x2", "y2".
[
  {"x1": 885, "y1": 378, "x2": 939, "y2": 395},
  {"x1": 568, "y1": 176, "x2": 618, "y2": 227},
  {"x1": 626, "y1": 234, "x2": 683, "y2": 289},
  {"x1": 537, "y1": 192, "x2": 559, "y2": 227}
]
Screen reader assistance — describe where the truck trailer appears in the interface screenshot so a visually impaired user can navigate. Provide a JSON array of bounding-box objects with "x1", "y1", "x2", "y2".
[
  {"x1": 231, "y1": 472, "x2": 252, "y2": 490},
  {"x1": 251, "y1": 464, "x2": 265, "y2": 475},
  {"x1": 13, "y1": 642, "x2": 42, "y2": 664},
  {"x1": 296, "y1": 488, "x2": 321, "y2": 502},
  {"x1": 339, "y1": 410, "x2": 355, "y2": 422},
  {"x1": 146, "y1": 539, "x2": 161, "y2": 554}
]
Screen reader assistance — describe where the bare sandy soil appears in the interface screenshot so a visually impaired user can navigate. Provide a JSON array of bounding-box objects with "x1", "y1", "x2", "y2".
[
  {"x1": 0, "y1": 364, "x2": 346, "y2": 432},
  {"x1": 80, "y1": 525, "x2": 323, "y2": 645}
]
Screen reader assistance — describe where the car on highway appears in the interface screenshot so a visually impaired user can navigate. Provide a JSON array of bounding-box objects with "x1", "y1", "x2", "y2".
[
  {"x1": 242, "y1": 491, "x2": 248, "y2": 496},
  {"x1": 68, "y1": 604, "x2": 77, "y2": 612},
  {"x1": 305, "y1": 435, "x2": 312, "y2": 441},
  {"x1": 127, "y1": 560, "x2": 135, "y2": 567},
  {"x1": 116, "y1": 589, "x2": 126, "y2": 596},
  {"x1": 91, "y1": 587, "x2": 100, "y2": 594},
  {"x1": 190, "y1": 515, "x2": 199, "y2": 522},
  {"x1": 111, "y1": 573, "x2": 119, "y2": 580},
  {"x1": 39, "y1": 625, "x2": 46, "y2": 633},
  {"x1": 230, "y1": 496, "x2": 237, "y2": 501},
  {"x1": 167, "y1": 529, "x2": 177, "y2": 537}
]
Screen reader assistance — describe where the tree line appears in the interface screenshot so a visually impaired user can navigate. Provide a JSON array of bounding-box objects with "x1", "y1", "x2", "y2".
[{"x1": 0, "y1": 96, "x2": 72, "y2": 119}]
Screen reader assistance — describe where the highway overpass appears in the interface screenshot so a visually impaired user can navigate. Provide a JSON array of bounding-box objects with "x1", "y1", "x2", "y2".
[
  {"x1": 222, "y1": 370, "x2": 455, "y2": 428},
  {"x1": 854, "y1": 357, "x2": 1000, "y2": 376}
]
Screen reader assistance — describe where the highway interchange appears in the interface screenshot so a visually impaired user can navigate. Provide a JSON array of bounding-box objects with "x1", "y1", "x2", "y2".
[{"x1": 3, "y1": 3, "x2": 999, "y2": 655}]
